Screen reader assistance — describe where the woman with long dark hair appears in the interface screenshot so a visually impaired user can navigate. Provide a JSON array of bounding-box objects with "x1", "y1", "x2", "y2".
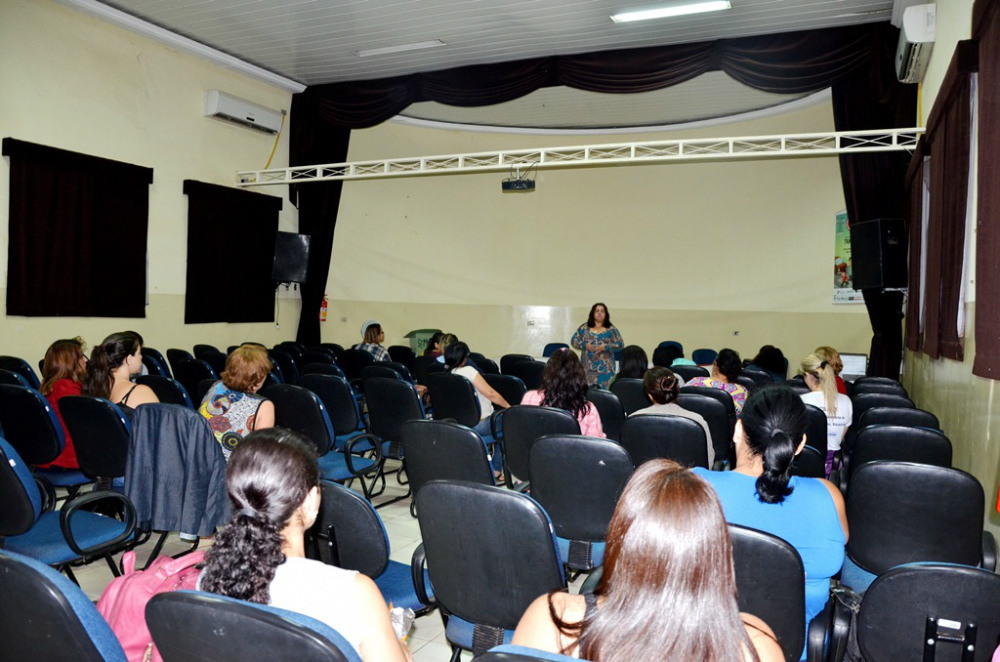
[
  {"x1": 82, "y1": 330, "x2": 158, "y2": 421},
  {"x1": 695, "y1": 384, "x2": 847, "y2": 660},
  {"x1": 512, "y1": 459, "x2": 782, "y2": 662},
  {"x1": 445, "y1": 341, "x2": 510, "y2": 434},
  {"x1": 631, "y1": 366, "x2": 714, "y2": 465},
  {"x1": 521, "y1": 349, "x2": 604, "y2": 437},
  {"x1": 570, "y1": 303, "x2": 624, "y2": 388},
  {"x1": 38, "y1": 337, "x2": 88, "y2": 469},
  {"x1": 609, "y1": 345, "x2": 647, "y2": 386},
  {"x1": 684, "y1": 348, "x2": 749, "y2": 414},
  {"x1": 199, "y1": 428, "x2": 413, "y2": 662}
]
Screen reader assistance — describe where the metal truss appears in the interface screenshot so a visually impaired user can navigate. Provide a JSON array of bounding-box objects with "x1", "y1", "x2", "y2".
[{"x1": 236, "y1": 127, "x2": 924, "y2": 187}]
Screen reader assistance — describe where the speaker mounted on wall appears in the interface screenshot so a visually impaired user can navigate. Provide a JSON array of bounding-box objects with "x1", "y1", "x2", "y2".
[
  {"x1": 272, "y1": 232, "x2": 311, "y2": 283},
  {"x1": 850, "y1": 218, "x2": 908, "y2": 290}
]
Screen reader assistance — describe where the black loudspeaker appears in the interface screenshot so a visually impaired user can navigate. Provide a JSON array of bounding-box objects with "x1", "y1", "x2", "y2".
[
  {"x1": 271, "y1": 232, "x2": 311, "y2": 283},
  {"x1": 850, "y1": 218, "x2": 907, "y2": 289}
]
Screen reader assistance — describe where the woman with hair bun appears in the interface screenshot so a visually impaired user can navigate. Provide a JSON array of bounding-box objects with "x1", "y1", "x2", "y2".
[
  {"x1": 800, "y1": 353, "x2": 852, "y2": 477},
  {"x1": 199, "y1": 428, "x2": 413, "y2": 662},
  {"x1": 631, "y1": 366, "x2": 714, "y2": 465},
  {"x1": 684, "y1": 348, "x2": 749, "y2": 415},
  {"x1": 512, "y1": 459, "x2": 783, "y2": 662},
  {"x1": 82, "y1": 331, "x2": 159, "y2": 421},
  {"x1": 694, "y1": 385, "x2": 847, "y2": 660},
  {"x1": 38, "y1": 337, "x2": 89, "y2": 469},
  {"x1": 522, "y1": 349, "x2": 604, "y2": 438}
]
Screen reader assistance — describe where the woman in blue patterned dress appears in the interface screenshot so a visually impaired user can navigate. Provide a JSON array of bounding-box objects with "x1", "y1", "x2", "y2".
[{"x1": 571, "y1": 303, "x2": 624, "y2": 388}]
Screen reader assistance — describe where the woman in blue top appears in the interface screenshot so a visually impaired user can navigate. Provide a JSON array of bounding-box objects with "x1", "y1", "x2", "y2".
[
  {"x1": 694, "y1": 384, "x2": 848, "y2": 660},
  {"x1": 571, "y1": 303, "x2": 624, "y2": 388}
]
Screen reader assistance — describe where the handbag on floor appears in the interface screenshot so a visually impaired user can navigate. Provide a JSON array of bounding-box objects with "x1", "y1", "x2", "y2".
[{"x1": 97, "y1": 549, "x2": 206, "y2": 662}]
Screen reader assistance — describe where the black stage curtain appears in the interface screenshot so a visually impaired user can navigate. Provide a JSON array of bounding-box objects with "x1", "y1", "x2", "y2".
[
  {"x1": 290, "y1": 23, "x2": 912, "y2": 349},
  {"x1": 183, "y1": 180, "x2": 282, "y2": 324},
  {"x1": 904, "y1": 143, "x2": 926, "y2": 353},
  {"x1": 3, "y1": 138, "x2": 153, "y2": 317}
]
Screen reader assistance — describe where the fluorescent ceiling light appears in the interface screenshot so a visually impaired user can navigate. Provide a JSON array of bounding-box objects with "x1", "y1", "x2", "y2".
[
  {"x1": 611, "y1": 0, "x2": 732, "y2": 23},
  {"x1": 355, "y1": 40, "x2": 447, "y2": 57}
]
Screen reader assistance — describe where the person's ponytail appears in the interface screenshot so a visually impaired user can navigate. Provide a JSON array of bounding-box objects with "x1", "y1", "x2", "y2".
[
  {"x1": 82, "y1": 344, "x2": 113, "y2": 398},
  {"x1": 756, "y1": 428, "x2": 797, "y2": 504},
  {"x1": 740, "y1": 384, "x2": 807, "y2": 505},
  {"x1": 200, "y1": 508, "x2": 284, "y2": 604}
]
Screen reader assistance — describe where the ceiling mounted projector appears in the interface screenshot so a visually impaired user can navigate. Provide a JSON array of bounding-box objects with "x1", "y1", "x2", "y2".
[{"x1": 502, "y1": 179, "x2": 535, "y2": 192}]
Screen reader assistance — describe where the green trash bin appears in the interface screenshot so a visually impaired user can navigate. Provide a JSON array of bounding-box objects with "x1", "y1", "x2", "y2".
[{"x1": 404, "y1": 328, "x2": 442, "y2": 356}]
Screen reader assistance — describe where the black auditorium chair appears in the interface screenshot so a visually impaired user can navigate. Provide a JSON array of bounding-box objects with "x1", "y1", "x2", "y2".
[
  {"x1": 507, "y1": 359, "x2": 545, "y2": 391},
  {"x1": 500, "y1": 353, "x2": 534, "y2": 375},
  {"x1": 200, "y1": 350, "x2": 228, "y2": 377},
  {"x1": 671, "y1": 364, "x2": 709, "y2": 382},
  {"x1": 740, "y1": 366, "x2": 773, "y2": 385},
  {"x1": 586, "y1": 387, "x2": 625, "y2": 442},
  {"x1": 783, "y1": 379, "x2": 811, "y2": 396},
  {"x1": 484, "y1": 374, "x2": 526, "y2": 407},
  {"x1": 142, "y1": 347, "x2": 171, "y2": 378},
  {"x1": 0, "y1": 384, "x2": 91, "y2": 495},
  {"x1": 542, "y1": 343, "x2": 569, "y2": 357},
  {"x1": 306, "y1": 481, "x2": 430, "y2": 614},
  {"x1": 500, "y1": 405, "x2": 580, "y2": 490},
  {"x1": 735, "y1": 375, "x2": 758, "y2": 392},
  {"x1": 529, "y1": 435, "x2": 632, "y2": 574},
  {"x1": 790, "y1": 445, "x2": 827, "y2": 479},
  {"x1": 387, "y1": 361, "x2": 417, "y2": 384},
  {"x1": 691, "y1": 348, "x2": 718, "y2": 365},
  {"x1": 141, "y1": 354, "x2": 169, "y2": 377},
  {"x1": 0, "y1": 355, "x2": 41, "y2": 389},
  {"x1": 412, "y1": 354, "x2": 445, "y2": 385},
  {"x1": 474, "y1": 646, "x2": 579, "y2": 662},
  {"x1": 165, "y1": 349, "x2": 195, "y2": 377},
  {"x1": 609, "y1": 377, "x2": 648, "y2": 416},
  {"x1": 852, "y1": 375, "x2": 906, "y2": 389},
  {"x1": 0, "y1": 368, "x2": 30, "y2": 387},
  {"x1": 60, "y1": 395, "x2": 132, "y2": 484},
  {"x1": 136, "y1": 375, "x2": 194, "y2": 408},
  {"x1": 856, "y1": 406, "x2": 940, "y2": 433},
  {"x1": 852, "y1": 381, "x2": 908, "y2": 397},
  {"x1": 677, "y1": 386, "x2": 736, "y2": 468},
  {"x1": 321, "y1": 343, "x2": 346, "y2": 362},
  {"x1": 0, "y1": 550, "x2": 130, "y2": 662},
  {"x1": 299, "y1": 374, "x2": 369, "y2": 451},
  {"x1": 837, "y1": 425, "x2": 952, "y2": 493},
  {"x1": 147, "y1": 591, "x2": 362, "y2": 662},
  {"x1": 192, "y1": 344, "x2": 221, "y2": 360},
  {"x1": 363, "y1": 377, "x2": 428, "y2": 502},
  {"x1": 173, "y1": 359, "x2": 217, "y2": 404},
  {"x1": 427, "y1": 372, "x2": 499, "y2": 440},
  {"x1": 339, "y1": 348, "x2": 375, "y2": 382},
  {"x1": 301, "y1": 348, "x2": 338, "y2": 367},
  {"x1": 196, "y1": 378, "x2": 217, "y2": 403},
  {"x1": 360, "y1": 364, "x2": 404, "y2": 389},
  {"x1": 803, "y1": 403, "x2": 828, "y2": 459},
  {"x1": 269, "y1": 348, "x2": 301, "y2": 385},
  {"x1": 0, "y1": 440, "x2": 135, "y2": 582},
  {"x1": 469, "y1": 353, "x2": 500, "y2": 375},
  {"x1": 845, "y1": 392, "x2": 916, "y2": 451},
  {"x1": 842, "y1": 563, "x2": 1000, "y2": 662},
  {"x1": 620, "y1": 414, "x2": 710, "y2": 469},
  {"x1": 412, "y1": 481, "x2": 566, "y2": 659},
  {"x1": 303, "y1": 362, "x2": 347, "y2": 379},
  {"x1": 840, "y1": 461, "x2": 997, "y2": 593},
  {"x1": 387, "y1": 345, "x2": 416, "y2": 370}
]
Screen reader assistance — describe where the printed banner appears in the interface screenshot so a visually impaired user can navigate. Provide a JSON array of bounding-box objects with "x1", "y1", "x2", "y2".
[{"x1": 833, "y1": 210, "x2": 864, "y2": 304}]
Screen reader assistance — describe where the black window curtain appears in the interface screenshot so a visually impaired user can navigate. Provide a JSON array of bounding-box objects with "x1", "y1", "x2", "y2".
[
  {"x1": 3, "y1": 138, "x2": 152, "y2": 317},
  {"x1": 904, "y1": 143, "x2": 927, "y2": 353},
  {"x1": 183, "y1": 180, "x2": 282, "y2": 324},
  {"x1": 289, "y1": 23, "x2": 913, "y2": 349}
]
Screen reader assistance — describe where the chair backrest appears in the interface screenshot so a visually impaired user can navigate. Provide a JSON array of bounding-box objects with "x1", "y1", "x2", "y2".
[
  {"x1": 619, "y1": 414, "x2": 709, "y2": 468},
  {"x1": 0, "y1": 383, "x2": 64, "y2": 465},
  {"x1": 852, "y1": 376, "x2": 905, "y2": 388},
  {"x1": 173, "y1": 359, "x2": 218, "y2": 403},
  {"x1": 542, "y1": 343, "x2": 569, "y2": 357},
  {"x1": 59, "y1": 396, "x2": 131, "y2": 477},
  {"x1": 306, "y1": 480, "x2": 389, "y2": 577},
  {"x1": 729, "y1": 525, "x2": 806, "y2": 662},
  {"x1": 260, "y1": 384, "x2": 335, "y2": 455},
  {"x1": 470, "y1": 353, "x2": 501, "y2": 375},
  {"x1": 692, "y1": 348, "x2": 718, "y2": 365},
  {"x1": 586, "y1": 387, "x2": 625, "y2": 441},
  {"x1": 412, "y1": 355, "x2": 446, "y2": 385},
  {"x1": 855, "y1": 563, "x2": 1000, "y2": 662},
  {"x1": 852, "y1": 382, "x2": 908, "y2": 397},
  {"x1": 427, "y1": 372, "x2": 482, "y2": 428},
  {"x1": 803, "y1": 403, "x2": 828, "y2": 456},
  {"x1": 658, "y1": 340, "x2": 684, "y2": 352},
  {"x1": 165, "y1": 349, "x2": 195, "y2": 377},
  {"x1": 608, "y1": 378, "x2": 648, "y2": 416},
  {"x1": 201, "y1": 351, "x2": 227, "y2": 377},
  {"x1": 301, "y1": 349, "x2": 337, "y2": 367},
  {"x1": 142, "y1": 347, "x2": 171, "y2": 378},
  {"x1": 416, "y1": 481, "x2": 565, "y2": 633},
  {"x1": 735, "y1": 375, "x2": 757, "y2": 392},
  {"x1": 401, "y1": 420, "x2": 494, "y2": 499},
  {"x1": 321, "y1": 343, "x2": 346, "y2": 361},
  {"x1": 192, "y1": 344, "x2": 221, "y2": 360},
  {"x1": 501, "y1": 405, "x2": 580, "y2": 483},
  {"x1": 529, "y1": 435, "x2": 632, "y2": 543},
  {"x1": 476, "y1": 644, "x2": 582, "y2": 662},
  {"x1": 671, "y1": 364, "x2": 709, "y2": 381},
  {"x1": 0, "y1": 550, "x2": 128, "y2": 662},
  {"x1": 0, "y1": 355, "x2": 40, "y2": 389},
  {"x1": 484, "y1": 374, "x2": 527, "y2": 406},
  {"x1": 677, "y1": 387, "x2": 736, "y2": 466},
  {"x1": 0, "y1": 439, "x2": 42, "y2": 537},
  {"x1": 269, "y1": 348, "x2": 301, "y2": 385},
  {"x1": 850, "y1": 426, "x2": 952, "y2": 479},
  {"x1": 740, "y1": 367, "x2": 773, "y2": 385},
  {"x1": 500, "y1": 353, "x2": 535, "y2": 375},
  {"x1": 783, "y1": 379, "x2": 811, "y2": 396},
  {"x1": 857, "y1": 406, "x2": 940, "y2": 432},
  {"x1": 507, "y1": 359, "x2": 545, "y2": 391},
  {"x1": 846, "y1": 461, "x2": 985, "y2": 576},
  {"x1": 364, "y1": 377, "x2": 426, "y2": 446},
  {"x1": 387, "y1": 345, "x2": 416, "y2": 369},
  {"x1": 300, "y1": 374, "x2": 363, "y2": 437},
  {"x1": 147, "y1": 591, "x2": 361, "y2": 662},
  {"x1": 850, "y1": 393, "x2": 915, "y2": 431},
  {"x1": 360, "y1": 364, "x2": 404, "y2": 387},
  {"x1": 339, "y1": 349, "x2": 374, "y2": 381},
  {"x1": 386, "y1": 361, "x2": 416, "y2": 383},
  {"x1": 789, "y1": 445, "x2": 826, "y2": 478},
  {"x1": 135, "y1": 375, "x2": 193, "y2": 408},
  {"x1": 196, "y1": 378, "x2": 217, "y2": 403},
  {"x1": 276, "y1": 341, "x2": 307, "y2": 361},
  {"x1": 303, "y1": 362, "x2": 347, "y2": 379},
  {"x1": 0, "y1": 368, "x2": 31, "y2": 387}
]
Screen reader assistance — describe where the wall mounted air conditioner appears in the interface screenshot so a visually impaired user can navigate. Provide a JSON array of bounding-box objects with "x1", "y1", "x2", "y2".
[
  {"x1": 896, "y1": 4, "x2": 936, "y2": 84},
  {"x1": 204, "y1": 90, "x2": 284, "y2": 134}
]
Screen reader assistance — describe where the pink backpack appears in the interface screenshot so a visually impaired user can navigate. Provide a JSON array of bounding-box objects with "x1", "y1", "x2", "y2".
[{"x1": 97, "y1": 549, "x2": 206, "y2": 662}]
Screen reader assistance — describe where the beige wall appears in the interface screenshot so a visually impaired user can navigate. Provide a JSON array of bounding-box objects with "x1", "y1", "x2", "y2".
[{"x1": 0, "y1": 0, "x2": 301, "y2": 363}]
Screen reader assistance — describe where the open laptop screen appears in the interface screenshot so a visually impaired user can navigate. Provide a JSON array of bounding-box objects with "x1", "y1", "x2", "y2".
[{"x1": 839, "y1": 353, "x2": 868, "y2": 379}]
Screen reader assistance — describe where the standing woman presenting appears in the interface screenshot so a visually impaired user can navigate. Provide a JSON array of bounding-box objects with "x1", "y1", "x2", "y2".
[{"x1": 571, "y1": 303, "x2": 624, "y2": 388}]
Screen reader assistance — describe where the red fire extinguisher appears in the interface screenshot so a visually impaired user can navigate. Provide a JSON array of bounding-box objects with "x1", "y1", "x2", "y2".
[{"x1": 319, "y1": 296, "x2": 328, "y2": 323}]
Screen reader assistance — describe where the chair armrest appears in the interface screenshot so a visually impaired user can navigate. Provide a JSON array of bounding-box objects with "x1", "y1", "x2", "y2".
[
  {"x1": 490, "y1": 409, "x2": 506, "y2": 442},
  {"x1": 60, "y1": 491, "x2": 137, "y2": 557},
  {"x1": 579, "y1": 567, "x2": 603, "y2": 595},
  {"x1": 34, "y1": 474, "x2": 57, "y2": 513},
  {"x1": 410, "y1": 543, "x2": 436, "y2": 607},
  {"x1": 344, "y1": 434, "x2": 384, "y2": 477},
  {"x1": 807, "y1": 598, "x2": 831, "y2": 662},
  {"x1": 982, "y1": 531, "x2": 997, "y2": 572},
  {"x1": 825, "y1": 585, "x2": 861, "y2": 662}
]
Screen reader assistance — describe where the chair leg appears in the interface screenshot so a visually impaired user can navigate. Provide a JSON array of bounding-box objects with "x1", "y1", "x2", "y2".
[
  {"x1": 62, "y1": 564, "x2": 80, "y2": 586},
  {"x1": 141, "y1": 531, "x2": 170, "y2": 570},
  {"x1": 104, "y1": 553, "x2": 122, "y2": 577},
  {"x1": 410, "y1": 499, "x2": 418, "y2": 518},
  {"x1": 449, "y1": 646, "x2": 462, "y2": 662}
]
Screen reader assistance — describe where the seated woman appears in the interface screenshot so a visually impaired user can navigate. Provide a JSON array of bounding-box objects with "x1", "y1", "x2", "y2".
[
  {"x1": 512, "y1": 459, "x2": 783, "y2": 662},
  {"x1": 445, "y1": 341, "x2": 510, "y2": 435},
  {"x1": 199, "y1": 428, "x2": 413, "y2": 662},
  {"x1": 684, "y1": 348, "x2": 749, "y2": 415},
  {"x1": 799, "y1": 353, "x2": 852, "y2": 477},
  {"x1": 38, "y1": 337, "x2": 88, "y2": 469},
  {"x1": 609, "y1": 345, "x2": 647, "y2": 387},
  {"x1": 423, "y1": 331, "x2": 444, "y2": 359},
  {"x1": 82, "y1": 331, "x2": 159, "y2": 422},
  {"x1": 813, "y1": 346, "x2": 847, "y2": 394},
  {"x1": 199, "y1": 345, "x2": 275, "y2": 460},
  {"x1": 521, "y1": 349, "x2": 604, "y2": 438},
  {"x1": 694, "y1": 385, "x2": 848, "y2": 660},
  {"x1": 631, "y1": 366, "x2": 714, "y2": 465},
  {"x1": 746, "y1": 345, "x2": 788, "y2": 382},
  {"x1": 353, "y1": 320, "x2": 390, "y2": 362}
]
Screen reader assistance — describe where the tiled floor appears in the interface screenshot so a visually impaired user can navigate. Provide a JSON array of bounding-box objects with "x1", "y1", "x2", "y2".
[{"x1": 70, "y1": 470, "x2": 583, "y2": 661}]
